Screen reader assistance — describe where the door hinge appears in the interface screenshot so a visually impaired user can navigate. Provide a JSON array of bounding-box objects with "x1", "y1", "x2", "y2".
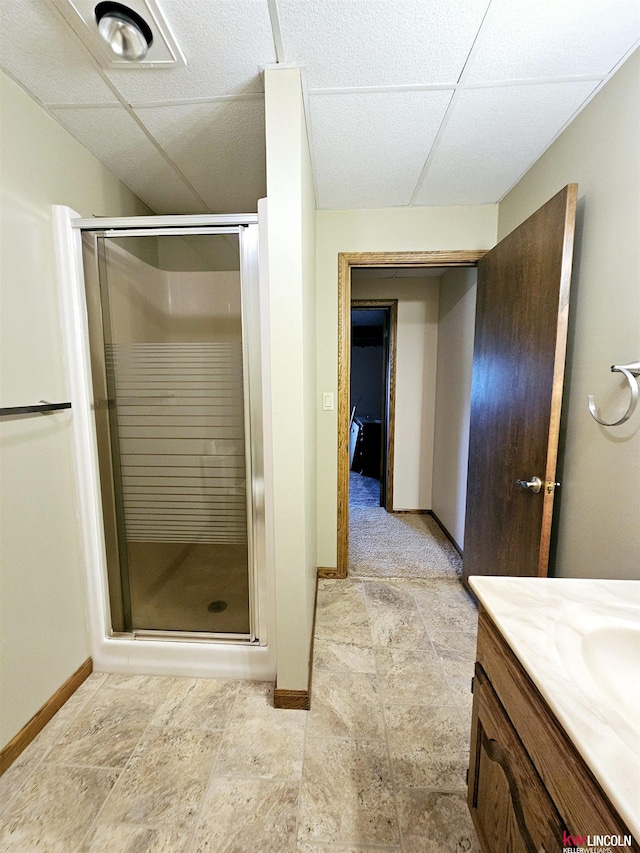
[
  {"x1": 466, "y1": 767, "x2": 469, "y2": 785},
  {"x1": 471, "y1": 676, "x2": 475, "y2": 694}
]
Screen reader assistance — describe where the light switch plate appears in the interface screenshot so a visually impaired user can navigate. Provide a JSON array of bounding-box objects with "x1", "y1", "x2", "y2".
[{"x1": 322, "y1": 392, "x2": 334, "y2": 411}]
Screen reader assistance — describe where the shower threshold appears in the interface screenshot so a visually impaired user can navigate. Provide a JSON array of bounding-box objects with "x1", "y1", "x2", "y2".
[{"x1": 113, "y1": 630, "x2": 257, "y2": 643}]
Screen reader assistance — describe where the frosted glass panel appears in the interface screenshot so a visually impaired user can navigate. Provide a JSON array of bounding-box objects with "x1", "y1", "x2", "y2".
[
  {"x1": 92, "y1": 233, "x2": 251, "y2": 635},
  {"x1": 107, "y1": 343, "x2": 246, "y2": 543}
]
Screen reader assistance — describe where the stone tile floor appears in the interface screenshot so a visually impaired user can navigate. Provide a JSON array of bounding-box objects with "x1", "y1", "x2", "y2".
[{"x1": 0, "y1": 577, "x2": 480, "y2": 852}]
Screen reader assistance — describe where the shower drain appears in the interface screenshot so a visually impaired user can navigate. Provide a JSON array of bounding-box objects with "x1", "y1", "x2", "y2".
[{"x1": 207, "y1": 600, "x2": 228, "y2": 613}]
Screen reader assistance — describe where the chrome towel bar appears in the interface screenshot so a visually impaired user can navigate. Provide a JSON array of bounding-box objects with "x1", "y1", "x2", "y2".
[{"x1": 0, "y1": 401, "x2": 72, "y2": 417}]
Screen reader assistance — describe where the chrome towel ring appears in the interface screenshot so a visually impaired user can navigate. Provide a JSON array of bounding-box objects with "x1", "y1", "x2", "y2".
[{"x1": 588, "y1": 361, "x2": 640, "y2": 426}]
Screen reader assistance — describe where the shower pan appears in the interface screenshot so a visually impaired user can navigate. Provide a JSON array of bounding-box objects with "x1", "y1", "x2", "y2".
[{"x1": 53, "y1": 208, "x2": 274, "y2": 680}]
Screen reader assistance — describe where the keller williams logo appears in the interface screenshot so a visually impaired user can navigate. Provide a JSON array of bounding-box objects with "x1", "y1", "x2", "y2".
[{"x1": 562, "y1": 830, "x2": 633, "y2": 851}]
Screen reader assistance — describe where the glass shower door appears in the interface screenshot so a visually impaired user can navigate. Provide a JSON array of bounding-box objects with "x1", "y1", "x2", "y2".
[{"x1": 83, "y1": 230, "x2": 255, "y2": 638}]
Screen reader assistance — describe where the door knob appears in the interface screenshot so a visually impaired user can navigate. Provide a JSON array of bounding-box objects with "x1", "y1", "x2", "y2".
[{"x1": 516, "y1": 476, "x2": 542, "y2": 493}]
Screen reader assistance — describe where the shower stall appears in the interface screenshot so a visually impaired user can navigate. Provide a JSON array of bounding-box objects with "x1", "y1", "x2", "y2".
[{"x1": 53, "y1": 208, "x2": 274, "y2": 679}]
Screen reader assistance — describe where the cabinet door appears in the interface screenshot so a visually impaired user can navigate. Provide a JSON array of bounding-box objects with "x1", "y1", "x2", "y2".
[{"x1": 468, "y1": 665, "x2": 567, "y2": 853}]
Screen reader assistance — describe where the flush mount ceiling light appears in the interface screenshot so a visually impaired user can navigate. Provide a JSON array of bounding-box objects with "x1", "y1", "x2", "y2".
[
  {"x1": 95, "y1": 2, "x2": 153, "y2": 61},
  {"x1": 52, "y1": 0, "x2": 185, "y2": 69}
]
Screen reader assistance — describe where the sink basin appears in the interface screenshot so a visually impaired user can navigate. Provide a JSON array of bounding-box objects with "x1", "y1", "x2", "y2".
[{"x1": 556, "y1": 601, "x2": 640, "y2": 752}]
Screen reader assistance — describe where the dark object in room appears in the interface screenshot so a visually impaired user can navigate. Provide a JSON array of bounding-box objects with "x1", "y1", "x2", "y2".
[{"x1": 351, "y1": 416, "x2": 382, "y2": 479}]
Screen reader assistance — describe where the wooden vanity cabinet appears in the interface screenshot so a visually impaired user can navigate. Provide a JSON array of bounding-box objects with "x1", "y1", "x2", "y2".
[
  {"x1": 470, "y1": 665, "x2": 566, "y2": 852},
  {"x1": 468, "y1": 608, "x2": 638, "y2": 853}
]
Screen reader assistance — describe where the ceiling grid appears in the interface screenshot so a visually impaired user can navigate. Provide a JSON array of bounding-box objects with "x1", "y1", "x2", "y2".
[
  {"x1": 0, "y1": 0, "x2": 638, "y2": 214},
  {"x1": 408, "y1": 0, "x2": 496, "y2": 206}
]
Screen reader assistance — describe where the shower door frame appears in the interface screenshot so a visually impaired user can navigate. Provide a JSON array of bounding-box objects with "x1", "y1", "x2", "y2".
[{"x1": 53, "y1": 206, "x2": 275, "y2": 680}]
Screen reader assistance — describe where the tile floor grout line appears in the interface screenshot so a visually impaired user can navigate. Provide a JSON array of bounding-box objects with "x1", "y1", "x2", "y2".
[
  {"x1": 363, "y1": 575, "x2": 477, "y2": 848},
  {"x1": 0, "y1": 673, "x2": 108, "y2": 821},
  {"x1": 303, "y1": 732, "x2": 391, "y2": 744},
  {"x1": 39, "y1": 758, "x2": 141, "y2": 772},
  {"x1": 417, "y1": 585, "x2": 479, "y2": 728},
  {"x1": 72, "y1": 673, "x2": 179, "y2": 852},
  {"x1": 182, "y1": 770, "x2": 304, "y2": 782},
  {"x1": 376, "y1": 645, "x2": 407, "y2": 852},
  {"x1": 297, "y1": 842, "x2": 402, "y2": 852},
  {"x1": 359, "y1": 576, "x2": 407, "y2": 851},
  {"x1": 293, "y1": 662, "x2": 311, "y2": 849},
  {"x1": 411, "y1": 583, "x2": 477, "y2": 792},
  {"x1": 184, "y1": 677, "x2": 247, "y2": 852},
  {"x1": 410, "y1": 583, "x2": 465, "y2": 712}
]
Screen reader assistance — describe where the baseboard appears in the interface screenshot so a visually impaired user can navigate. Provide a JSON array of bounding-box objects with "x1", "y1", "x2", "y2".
[
  {"x1": 391, "y1": 509, "x2": 430, "y2": 514},
  {"x1": 430, "y1": 510, "x2": 463, "y2": 557},
  {"x1": 317, "y1": 566, "x2": 339, "y2": 579},
  {"x1": 273, "y1": 688, "x2": 310, "y2": 710},
  {"x1": 0, "y1": 657, "x2": 93, "y2": 776}
]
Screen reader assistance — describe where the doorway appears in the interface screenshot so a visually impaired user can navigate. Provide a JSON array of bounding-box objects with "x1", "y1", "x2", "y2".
[
  {"x1": 335, "y1": 251, "x2": 486, "y2": 579},
  {"x1": 349, "y1": 301, "x2": 397, "y2": 512}
]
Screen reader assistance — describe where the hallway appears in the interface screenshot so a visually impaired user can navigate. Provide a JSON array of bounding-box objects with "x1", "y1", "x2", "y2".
[
  {"x1": 0, "y1": 576, "x2": 479, "y2": 852},
  {"x1": 348, "y1": 460, "x2": 463, "y2": 581}
]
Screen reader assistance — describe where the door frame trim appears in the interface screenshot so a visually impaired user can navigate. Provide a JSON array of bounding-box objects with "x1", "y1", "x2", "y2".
[
  {"x1": 337, "y1": 250, "x2": 487, "y2": 579},
  {"x1": 350, "y1": 299, "x2": 398, "y2": 512}
]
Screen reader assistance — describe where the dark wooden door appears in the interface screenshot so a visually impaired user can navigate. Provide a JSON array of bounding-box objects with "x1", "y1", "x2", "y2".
[{"x1": 463, "y1": 184, "x2": 578, "y2": 583}]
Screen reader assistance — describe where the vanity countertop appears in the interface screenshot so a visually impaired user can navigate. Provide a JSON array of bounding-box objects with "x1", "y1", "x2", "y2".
[{"x1": 469, "y1": 576, "x2": 640, "y2": 841}]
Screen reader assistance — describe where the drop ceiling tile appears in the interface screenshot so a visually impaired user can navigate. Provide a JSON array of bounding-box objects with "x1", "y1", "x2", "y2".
[
  {"x1": 135, "y1": 99, "x2": 266, "y2": 213},
  {"x1": 279, "y1": 0, "x2": 490, "y2": 89},
  {"x1": 0, "y1": 0, "x2": 118, "y2": 105},
  {"x1": 50, "y1": 106, "x2": 207, "y2": 214},
  {"x1": 309, "y1": 89, "x2": 452, "y2": 209},
  {"x1": 415, "y1": 81, "x2": 598, "y2": 206},
  {"x1": 105, "y1": 0, "x2": 276, "y2": 102},
  {"x1": 466, "y1": 0, "x2": 640, "y2": 83}
]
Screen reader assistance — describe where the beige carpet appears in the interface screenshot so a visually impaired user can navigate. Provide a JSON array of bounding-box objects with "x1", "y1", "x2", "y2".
[{"x1": 349, "y1": 508, "x2": 462, "y2": 579}]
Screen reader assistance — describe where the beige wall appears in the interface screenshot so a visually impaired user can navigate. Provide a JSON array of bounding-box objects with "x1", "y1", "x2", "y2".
[
  {"x1": 432, "y1": 267, "x2": 477, "y2": 549},
  {"x1": 0, "y1": 71, "x2": 151, "y2": 747},
  {"x1": 316, "y1": 206, "x2": 497, "y2": 568},
  {"x1": 352, "y1": 277, "x2": 440, "y2": 510},
  {"x1": 264, "y1": 68, "x2": 317, "y2": 691},
  {"x1": 498, "y1": 50, "x2": 640, "y2": 580}
]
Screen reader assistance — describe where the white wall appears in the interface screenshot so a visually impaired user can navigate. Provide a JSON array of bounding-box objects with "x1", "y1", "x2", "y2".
[
  {"x1": 0, "y1": 71, "x2": 151, "y2": 747},
  {"x1": 316, "y1": 206, "x2": 498, "y2": 568},
  {"x1": 498, "y1": 50, "x2": 640, "y2": 580},
  {"x1": 264, "y1": 68, "x2": 317, "y2": 692},
  {"x1": 352, "y1": 277, "x2": 440, "y2": 510},
  {"x1": 432, "y1": 267, "x2": 477, "y2": 549}
]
